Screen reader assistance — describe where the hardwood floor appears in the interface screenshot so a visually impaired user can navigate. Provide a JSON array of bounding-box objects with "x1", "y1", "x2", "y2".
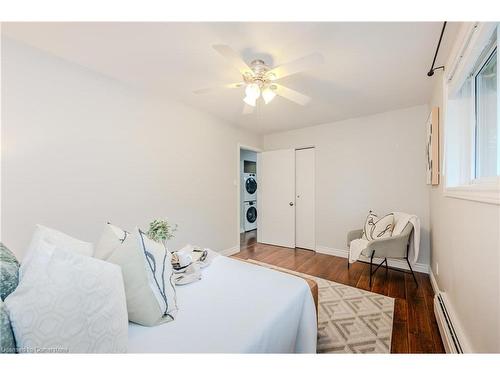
[{"x1": 234, "y1": 230, "x2": 445, "y2": 354}]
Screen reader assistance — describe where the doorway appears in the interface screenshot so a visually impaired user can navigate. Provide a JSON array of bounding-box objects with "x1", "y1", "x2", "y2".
[{"x1": 237, "y1": 145, "x2": 261, "y2": 250}]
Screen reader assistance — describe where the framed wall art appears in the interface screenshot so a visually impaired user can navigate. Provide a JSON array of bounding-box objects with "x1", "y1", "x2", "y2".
[{"x1": 426, "y1": 106, "x2": 440, "y2": 185}]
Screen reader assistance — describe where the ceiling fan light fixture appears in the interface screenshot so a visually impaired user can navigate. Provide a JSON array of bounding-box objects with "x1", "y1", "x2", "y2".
[
  {"x1": 243, "y1": 95, "x2": 257, "y2": 107},
  {"x1": 245, "y1": 83, "x2": 261, "y2": 99},
  {"x1": 196, "y1": 45, "x2": 319, "y2": 111},
  {"x1": 262, "y1": 87, "x2": 276, "y2": 104}
]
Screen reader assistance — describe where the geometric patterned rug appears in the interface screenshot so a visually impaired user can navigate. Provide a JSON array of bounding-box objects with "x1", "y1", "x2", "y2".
[{"x1": 245, "y1": 260, "x2": 395, "y2": 353}]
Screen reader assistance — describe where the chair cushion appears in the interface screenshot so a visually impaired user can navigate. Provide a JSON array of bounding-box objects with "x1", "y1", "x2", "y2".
[{"x1": 361, "y1": 211, "x2": 394, "y2": 240}]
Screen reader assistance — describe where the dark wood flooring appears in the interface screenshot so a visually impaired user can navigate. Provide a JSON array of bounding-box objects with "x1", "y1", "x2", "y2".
[{"x1": 234, "y1": 230, "x2": 445, "y2": 354}]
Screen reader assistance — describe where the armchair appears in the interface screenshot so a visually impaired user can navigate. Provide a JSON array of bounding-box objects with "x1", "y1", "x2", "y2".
[{"x1": 346, "y1": 223, "x2": 417, "y2": 287}]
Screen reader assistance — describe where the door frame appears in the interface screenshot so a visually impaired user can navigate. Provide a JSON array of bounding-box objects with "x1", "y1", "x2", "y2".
[{"x1": 236, "y1": 143, "x2": 262, "y2": 249}]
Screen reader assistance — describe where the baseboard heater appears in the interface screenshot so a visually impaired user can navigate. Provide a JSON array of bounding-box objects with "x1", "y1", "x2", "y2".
[{"x1": 434, "y1": 293, "x2": 463, "y2": 353}]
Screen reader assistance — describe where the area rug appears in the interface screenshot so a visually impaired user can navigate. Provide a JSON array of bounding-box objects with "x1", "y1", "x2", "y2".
[{"x1": 245, "y1": 259, "x2": 395, "y2": 353}]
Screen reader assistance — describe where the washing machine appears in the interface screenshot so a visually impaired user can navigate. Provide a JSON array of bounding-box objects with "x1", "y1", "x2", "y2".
[
  {"x1": 243, "y1": 173, "x2": 257, "y2": 201},
  {"x1": 244, "y1": 200, "x2": 257, "y2": 231}
]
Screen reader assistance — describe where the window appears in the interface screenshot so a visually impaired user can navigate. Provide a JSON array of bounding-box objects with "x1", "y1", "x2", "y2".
[
  {"x1": 445, "y1": 23, "x2": 500, "y2": 204},
  {"x1": 474, "y1": 47, "x2": 498, "y2": 178}
]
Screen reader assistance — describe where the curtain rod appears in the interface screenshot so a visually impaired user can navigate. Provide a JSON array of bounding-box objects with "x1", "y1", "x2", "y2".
[{"x1": 427, "y1": 22, "x2": 447, "y2": 77}]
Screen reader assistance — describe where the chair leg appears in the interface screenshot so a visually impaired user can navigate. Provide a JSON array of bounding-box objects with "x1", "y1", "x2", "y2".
[
  {"x1": 385, "y1": 257, "x2": 388, "y2": 278},
  {"x1": 369, "y1": 250, "x2": 375, "y2": 288},
  {"x1": 406, "y1": 257, "x2": 418, "y2": 287}
]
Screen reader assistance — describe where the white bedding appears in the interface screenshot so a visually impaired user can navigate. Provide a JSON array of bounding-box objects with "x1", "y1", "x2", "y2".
[{"x1": 128, "y1": 254, "x2": 317, "y2": 353}]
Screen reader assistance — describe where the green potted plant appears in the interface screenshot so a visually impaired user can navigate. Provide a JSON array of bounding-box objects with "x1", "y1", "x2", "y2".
[{"x1": 147, "y1": 218, "x2": 178, "y2": 251}]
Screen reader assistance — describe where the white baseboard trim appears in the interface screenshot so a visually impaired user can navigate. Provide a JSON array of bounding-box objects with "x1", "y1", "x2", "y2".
[
  {"x1": 435, "y1": 291, "x2": 473, "y2": 353},
  {"x1": 429, "y1": 268, "x2": 440, "y2": 295},
  {"x1": 219, "y1": 245, "x2": 240, "y2": 257},
  {"x1": 315, "y1": 246, "x2": 348, "y2": 259},
  {"x1": 315, "y1": 246, "x2": 429, "y2": 274},
  {"x1": 428, "y1": 269, "x2": 472, "y2": 353}
]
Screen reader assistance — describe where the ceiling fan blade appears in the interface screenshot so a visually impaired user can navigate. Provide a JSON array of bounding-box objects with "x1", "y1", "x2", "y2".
[
  {"x1": 242, "y1": 103, "x2": 254, "y2": 115},
  {"x1": 212, "y1": 44, "x2": 253, "y2": 76},
  {"x1": 193, "y1": 82, "x2": 244, "y2": 94},
  {"x1": 268, "y1": 53, "x2": 323, "y2": 80},
  {"x1": 273, "y1": 84, "x2": 311, "y2": 106}
]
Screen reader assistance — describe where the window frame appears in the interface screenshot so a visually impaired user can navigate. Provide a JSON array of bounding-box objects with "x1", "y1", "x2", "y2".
[
  {"x1": 473, "y1": 44, "x2": 497, "y2": 182},
  {"x1": 443, "y1": 22, "x2": 500, "y2": 205}
]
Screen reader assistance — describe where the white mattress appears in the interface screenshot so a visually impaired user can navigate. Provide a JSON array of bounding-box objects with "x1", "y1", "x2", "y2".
[{"x1": 128, "y1": 254, "x2": 317, "y2": 353}]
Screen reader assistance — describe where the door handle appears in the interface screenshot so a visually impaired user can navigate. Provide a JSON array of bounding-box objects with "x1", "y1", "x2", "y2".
[{"x1": 289, "y1": 202, "x2": 294, "y2": 206}]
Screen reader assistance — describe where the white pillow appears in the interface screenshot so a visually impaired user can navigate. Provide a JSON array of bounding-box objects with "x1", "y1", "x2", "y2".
[
  {"x1": 5, "y1": 245, "x2": 128, "y2": 353},
  {"x1": 20, "y1": 225, "x2": 93, "y2": 280},
  {"x1": 361, "y1": 211, "x2": 394, "y2": 240},
  {"x1": 105, "y1": 227, "x2": 178, "y2": 326},
  {"x1": 94, "y1": 223, "x2": 128, "y2": 261}
]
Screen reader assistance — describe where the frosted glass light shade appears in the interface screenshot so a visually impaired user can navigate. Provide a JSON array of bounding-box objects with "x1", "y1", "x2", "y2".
[
  {"x1": 245, "y1": 84, "x2": 260, "y2": 99},
  {"x1": 262, "y1": 88, "x2": 276, "y2": 104},
  {"x1": 243, "y1": 95, "x2": 256, "y2": 107}
]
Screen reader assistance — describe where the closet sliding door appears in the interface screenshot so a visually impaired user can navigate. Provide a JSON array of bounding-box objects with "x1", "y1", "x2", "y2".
[
  {"x1": 257, "y1": 149, "x2": 296, "y2": 248},
  {"x1": 295, "y1": 148, "x2": 315, "y2": 250}
]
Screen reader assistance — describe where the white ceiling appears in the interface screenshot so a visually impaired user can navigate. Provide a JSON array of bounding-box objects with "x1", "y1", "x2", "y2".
[{"x1": 3, "y1": 22, "x2": 460, "y2": 134}]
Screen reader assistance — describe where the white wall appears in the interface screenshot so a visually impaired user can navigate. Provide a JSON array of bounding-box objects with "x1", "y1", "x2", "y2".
[
  {"x1": 240, "y1": 149, "x2": 257, "y2": 233},
  {"x1": 1, "y1": 37, "x2": 261, "y2": 259},
  {"x1": 429, "y1": 75, "x2": 500, "y2": 353},
  {"x1": 263, "y1": 105, "x2": 431, "y2": 266}
]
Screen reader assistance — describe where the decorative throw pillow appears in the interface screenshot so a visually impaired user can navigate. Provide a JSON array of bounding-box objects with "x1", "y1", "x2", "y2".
[
  {"x1": 361, "y1": 211, "x2": 394, "y2": 240},
  {"x1": 0, "y1": 300, "x2": 17, "y2": 354},
  {"x1": 0, "y1": 243, "x2": 20, "y2": 301},
  {"x1": 106, "y1": 227, "x2": 178, "y2": 326},
  {"x1": 5, "y1": 245, "x2": 128, "y2": 353},
  {"x1": 94, "y1": 223, "x2": 128, "y2": 261},
  {"x1": 20, "y1": 225, "x2": 93, "y2": 280}
]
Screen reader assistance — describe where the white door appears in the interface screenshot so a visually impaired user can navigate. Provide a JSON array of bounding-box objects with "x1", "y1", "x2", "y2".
[
  {"x1": 257, "y1": 149, "x2": 296, "y2": 248},
  {"x1": 295, "y1": 148, "x2": 315, "y2": 250}
]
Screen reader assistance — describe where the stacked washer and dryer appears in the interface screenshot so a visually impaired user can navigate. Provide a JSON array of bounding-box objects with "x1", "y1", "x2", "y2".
[{"x1": 243, "y1": 171, "x2": 257, "y2": 231}]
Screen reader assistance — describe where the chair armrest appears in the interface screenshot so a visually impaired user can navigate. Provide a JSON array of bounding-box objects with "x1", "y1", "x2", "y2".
[
  {"x1": 365, "y1": 232, "x2": 411, "y2": 259},
  {"x1": 347, "y1": 229, "x2": 363, "y2": 246}
]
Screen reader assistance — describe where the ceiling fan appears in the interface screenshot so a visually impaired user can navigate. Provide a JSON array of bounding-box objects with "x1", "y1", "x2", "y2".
[{"x1": 193, "y1": 44, "x2": 323, "y2": 114}]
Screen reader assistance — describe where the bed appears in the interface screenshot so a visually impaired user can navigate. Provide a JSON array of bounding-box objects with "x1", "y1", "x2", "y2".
[{"x1": 128, "y1": 254, "x2": 317, "y2": 353}]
